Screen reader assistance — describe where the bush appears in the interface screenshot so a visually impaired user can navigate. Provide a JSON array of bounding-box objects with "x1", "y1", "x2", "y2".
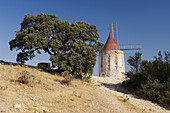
[
  {"x1": 59, "y1": 71, "x2": 74, "y2": 85},
  {"x1": 122, "y1": 51, "x2": 170, "y2": 105},
  {"x1": 18, "y1": 71, "x2": 35, "y2": 84}
]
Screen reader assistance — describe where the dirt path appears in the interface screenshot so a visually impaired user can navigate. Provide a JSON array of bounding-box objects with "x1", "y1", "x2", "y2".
[{"x1": 91, "y1": 76, "x2": 170, "y2": 113}]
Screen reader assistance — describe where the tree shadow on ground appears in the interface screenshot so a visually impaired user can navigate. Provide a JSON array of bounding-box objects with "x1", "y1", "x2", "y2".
[{"x1": 100, "y1": 82, "x2": 170, "y2": 111}]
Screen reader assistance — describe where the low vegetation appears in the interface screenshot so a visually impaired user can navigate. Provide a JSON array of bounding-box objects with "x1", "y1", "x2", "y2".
[
  {"x1": 59, "y1": 71, "x2": 74, "y2": 85},
  {"x1": 122, "y1": 51, "x2": 170, "y2": 105},
  {"x1": 18, "y1": 70, "x2": 35, "y2": 84}
]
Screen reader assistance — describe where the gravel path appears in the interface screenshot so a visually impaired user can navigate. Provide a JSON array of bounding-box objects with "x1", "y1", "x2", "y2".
[{"x1": 92, "y1": 76, "x2": 170, "y2": 113}]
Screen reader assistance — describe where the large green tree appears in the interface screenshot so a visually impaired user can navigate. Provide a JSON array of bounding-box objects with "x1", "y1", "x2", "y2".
[{"x1": 9, "y1": 13, "x2": 103, "y2": 77}]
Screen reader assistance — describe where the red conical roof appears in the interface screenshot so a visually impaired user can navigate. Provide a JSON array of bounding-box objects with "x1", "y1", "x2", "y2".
[{"x1": 103, "y1": 33, "x2": 120, "y2": 51}]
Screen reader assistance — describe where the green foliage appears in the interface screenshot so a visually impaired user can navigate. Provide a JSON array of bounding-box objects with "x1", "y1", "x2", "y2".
[
  {"x1": 16, "y1": 52, "x2": 29, "y2": 65},
  {"x1": 122, "y1": 51, "x2": 170, "y2": 105},
  {"x1": 9, "y1": 13, "x2": 103, "y2": 78},
  {"x1": 18, "y1": 71, "x2": 35, "y2": 84},
  {"x1": 127, "y1": 52, "x2": 142, "y2": 73}
]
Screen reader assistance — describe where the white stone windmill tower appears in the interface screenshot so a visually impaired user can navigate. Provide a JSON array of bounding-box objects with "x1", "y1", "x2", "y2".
[{"x1": 99, "y1": 33, "x2": 125, "y2": 78}]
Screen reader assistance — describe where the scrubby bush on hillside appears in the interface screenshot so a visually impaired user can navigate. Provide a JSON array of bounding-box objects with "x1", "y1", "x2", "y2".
[
  {"x1": 18, "y1": 70, "x2": 35, "y2": 84},
  {"x1": 122, "y1": 51, "x2": 170, "y2": 105},
  {"x1": 59, "y1": 71, "x2": 74, "y2": 85}
]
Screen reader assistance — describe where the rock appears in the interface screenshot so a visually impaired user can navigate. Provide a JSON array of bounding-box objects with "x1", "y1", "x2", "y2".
[
  {"x1": 14, "y1": 103, "x2": 26, "y2": 110},
  {"x1": 31, "y1": 97, "x2": 36, "y2": 101},
  {"x1": 41, "y1": 107, "x2": 46, "y2": 112},
  {"x1": 14, "y1": 104, "x2": 21, "y2": 109},
  {"x1": 21, "y1": 103, "x2": 26, "y2": 108}
]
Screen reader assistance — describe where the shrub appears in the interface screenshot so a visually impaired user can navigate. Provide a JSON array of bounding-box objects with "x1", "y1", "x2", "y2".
[
  {"x1": 59, "y1": 71, "x2": 74, "y2": 85},
  {"x1": 18, "y1": 71, "x2": 35, "y2": 84},
  {"x1": 122, "y1": 51, "x2": 170, "y2": 105}
]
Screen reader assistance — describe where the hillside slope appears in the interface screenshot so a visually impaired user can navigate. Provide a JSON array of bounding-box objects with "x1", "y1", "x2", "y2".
[{"x1": 0, "y1": 63, "x2": 169, "y2": 113}]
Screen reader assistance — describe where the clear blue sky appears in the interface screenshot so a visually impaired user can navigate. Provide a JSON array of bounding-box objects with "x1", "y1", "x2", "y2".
[{"x1": 0, "y1": 0, "x2": 170, "y2": 75}]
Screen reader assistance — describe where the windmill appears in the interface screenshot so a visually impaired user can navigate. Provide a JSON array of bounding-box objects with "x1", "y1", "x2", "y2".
[{"x1": 108, "y1": 23, "x2": 142, "y2": 72}]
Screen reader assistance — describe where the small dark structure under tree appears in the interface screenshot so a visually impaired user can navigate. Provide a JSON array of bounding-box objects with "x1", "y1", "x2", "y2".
[{"x1": 37, "y1": 63, "x2": 50, "y2": 69}]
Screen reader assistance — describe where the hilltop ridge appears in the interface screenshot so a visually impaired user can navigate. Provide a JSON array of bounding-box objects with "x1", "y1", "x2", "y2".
[{"x1": 0, "y1": 63, "x2": 169, "y2": 113}]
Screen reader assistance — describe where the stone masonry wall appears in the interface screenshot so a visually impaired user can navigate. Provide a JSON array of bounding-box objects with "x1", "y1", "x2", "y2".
[{"x1": 99, "y1": 50, "x2": 125, "y2": 78}]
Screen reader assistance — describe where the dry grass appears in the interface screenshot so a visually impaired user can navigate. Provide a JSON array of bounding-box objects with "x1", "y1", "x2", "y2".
[{"x1": 0, "y1": 63, "x2": 168, "y2": 113}]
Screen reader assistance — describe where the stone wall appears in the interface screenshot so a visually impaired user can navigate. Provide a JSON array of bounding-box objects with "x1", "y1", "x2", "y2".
[{"x1": 99, "y1": 50, "x2": 125, "y2": 78}]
